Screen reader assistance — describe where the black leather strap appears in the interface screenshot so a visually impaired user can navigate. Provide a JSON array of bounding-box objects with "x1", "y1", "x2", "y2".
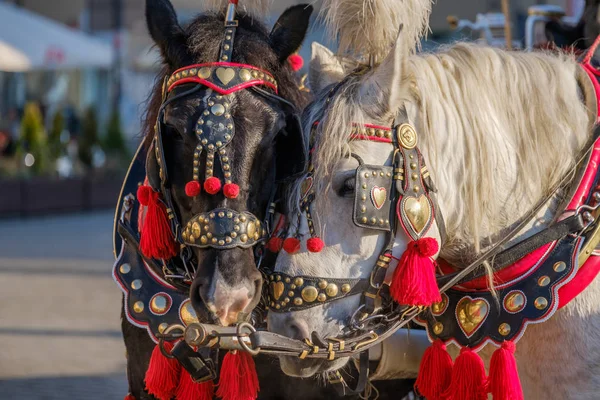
[{"x1": 328, "y1": 351, "x2": 370, "y2": 397}]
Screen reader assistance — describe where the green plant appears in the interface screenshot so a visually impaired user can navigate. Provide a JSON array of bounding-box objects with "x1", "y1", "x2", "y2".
[
  {"x1": 48, "y1": 110, "x2": 66, "y2": 161},
  {"x1": 104, "y1": 110, "x2": 128, "y2": 157},
  {"x1": 79, "y1": 107, "x2": 99, "y2": 169},
  {"x1": 18, "y1": 102, "x2": 48, "y2": 175}
]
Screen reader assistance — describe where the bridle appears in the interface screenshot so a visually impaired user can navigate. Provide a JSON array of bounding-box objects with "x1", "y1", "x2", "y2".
[{"x1": 146, "y1": 2, "x2": 306, "y2": 284}]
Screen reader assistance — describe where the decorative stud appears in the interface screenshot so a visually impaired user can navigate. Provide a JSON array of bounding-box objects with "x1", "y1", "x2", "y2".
[
  {"x1": 498, "y1": 323, "x2": 511, "y2": 336},
  {"x1": 553, "y1": 261, "x2": 567, "y2": 272},
  {"x1": 301, "y1": 286, "x2": 318, "y2": 303},
  {"x1": 158, "y1": 323, "x2": 169, "y2": 334},
  {"x1": 119, "y1": 263, "x2": 131, "y2": 274},
  {"x1": 131, "y1": 279, "x2": 142, "y2": 290},
  {"x1": 318, "y1": 280, "x2": 328, "y2": 290},
  {"x1": 133, "y1": 301, "x2": 144, "y2": 313},
  {"x1": 294, "y1": 298, "x2": 303, "y2": 306},
  {"x1": 538, "y1": 276, "x2": 551, "y2": 287},
  {"x1": 150, "y1": 294, "x2": 171, "y2": 315},
  {"x1": 433, "y1": 322, "x2": 444, "y2": 335},
  {"x1": 318, "y1": 293, "x2": 327, "y2": 302},
  {"x1": 341, "y1": 284, "x2": 351, "y2": 293},
  {"x1": 504, "y1": 291, "x2": 526, "y2": 314},
  {"x1": 534, "y1": 297, "x2": 548, "y2": 310}
]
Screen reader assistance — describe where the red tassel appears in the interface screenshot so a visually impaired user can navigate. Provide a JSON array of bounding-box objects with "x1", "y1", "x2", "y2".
[
  {"x1": 176, "y1": 370, "x2": 214, "y2": 400},
  {"x1": 267, "y1": 237, "x2": 283, "y2": 253},
  {"x1": 137, "y1": 186, "x2": 178, "y2": 260},
  {"x1": 223, "y1": 183, "x2": 240, "y2": 199},
  {"x1": 444, "y1": 347, "x2": 487, "y2": 400},
  {"x1": 306, "y1": 237, "x2": 324, "y2": 253},
  {"x1": 283, "y1": 237, "x2": 301, "y2": 254},
  {"x1": 124, "y1": 395, "x2": 136, "y2": 400},
  {"x1": 144, "y1": 342, "x2": 181, "y2": 400},
  {"x1": 390, "y1": 237, "x2": 441, "y2": 306},
  {"x1": 415, "y1": 339, "x2": 453, "y2": 400},
  {"x1": 204, "y1": 177, "x2": 222, "y2": 195},
  {"x1": 288, "y1": 54, "x2": 304, "y2": 71},
  {"x1": 217, "y1": 351, "x2": 260, "y2": 400},
  {"x1": 185, "y1": 181, "x2": 201, "y2": 197},
  {"x1": 488, "y1": 341, "x2": 523, "y2": 400}
]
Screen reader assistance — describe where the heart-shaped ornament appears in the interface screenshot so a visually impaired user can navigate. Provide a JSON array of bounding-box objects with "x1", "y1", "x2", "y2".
[
  {"x1": 216, "y1": 67, "x2": 236, "y2": 85},
  {"x1": 371, "y1": 187, "x2": 387, "y2": 210},
  {"x1": 402, "y1": 195, "x2": 431, "y2": 235},
  {"x1": 271, "y1": 281, "x2": 284, "y2": 301},
  {"x1": 301, "y1": 176, "x2": 313, "y2": 200},
  {"x1": 456, "y1": 296, "x2": 489, "y2": 338}
]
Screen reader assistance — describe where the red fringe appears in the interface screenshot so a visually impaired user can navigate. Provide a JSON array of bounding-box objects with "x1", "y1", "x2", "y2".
[
  {"x1": 216, "y1": 351, "x2": 259, "y2": 400},
  {"x1": 144, "y1": 342, "x2": 181, "y2": 400},
  {"x1": 138, "y1": 186, "x2": 178, "y2": 260},
  {"x1": 444, "y1": 347, "x2": 487, "y2": 400},
  {"x1": 488, "y1": 341, "x2": 524, "y2": 400},
  {"x1": 390, "y1": 238, "x2": 441, "y2": 306},
  {"x1": 176, "y1": 370, "x2": 214, "y2": 400},
  {"x1": 415, "y1": 339, "x2": 453, "y2": 400}
]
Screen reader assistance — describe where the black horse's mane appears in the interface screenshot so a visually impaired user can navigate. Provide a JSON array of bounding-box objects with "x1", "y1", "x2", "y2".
[{"x1": 142, "y1": 11, "x2": 308, "y2": 148}]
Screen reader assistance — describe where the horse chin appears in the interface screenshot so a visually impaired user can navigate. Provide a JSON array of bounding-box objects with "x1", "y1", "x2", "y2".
[{"x1": 279, "y1": 356, "x2": 349, "y2": 378}]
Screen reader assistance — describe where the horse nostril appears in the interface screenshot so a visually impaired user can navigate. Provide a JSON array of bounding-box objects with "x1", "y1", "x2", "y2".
[{"x1": 287, "y1": 318, "x2": 311, "y2": 341}]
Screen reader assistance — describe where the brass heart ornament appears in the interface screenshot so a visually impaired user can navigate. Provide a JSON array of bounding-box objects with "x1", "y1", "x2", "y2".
[
  {"x1": 456, "y1": 296, "x2": 490, "y2": 338},
  {"x1": 271, "y1": 281, "x2": 285, "y2": 301},
  {"x1": 371, "y1": 187, "x2": 387, "y2": 210},
  {"x1": 402, "y1": 195, "x2": 432, "y2": 235},
  {"x1": 215, "y1": 67, "x2": 236, "y2": 85}
]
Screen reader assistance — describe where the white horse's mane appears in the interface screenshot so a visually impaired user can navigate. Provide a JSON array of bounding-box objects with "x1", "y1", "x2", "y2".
[
  {"x1": 298, "y1": 43, "x2": 591, "y2": 263},
  {"x1": 320, "y1": 0, "x2": 432, "y2": 60}
]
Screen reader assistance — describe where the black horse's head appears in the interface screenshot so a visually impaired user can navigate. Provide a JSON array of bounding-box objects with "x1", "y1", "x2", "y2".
[{"x1": 143, "y1": 0, "x2": 312, "y2": 325}]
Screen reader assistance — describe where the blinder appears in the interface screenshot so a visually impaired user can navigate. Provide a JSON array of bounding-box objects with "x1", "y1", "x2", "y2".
[{"x1": 353, "y1": 164, "x2": 394, "y2": 231}]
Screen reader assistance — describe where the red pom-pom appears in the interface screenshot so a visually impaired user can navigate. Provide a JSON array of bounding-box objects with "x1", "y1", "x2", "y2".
[
  {"x1": 223, "y1": 183, "x2": 240, "y2": 199},
  {"x1": 283, "y1": 237, "x2": 301, "y2": 254},
  {"x1": 288, "y1": 54, "x2": 304, "y2": 71},
  {"x1": 488, "y1": 341, "x2": 523, "y2": 400},
  {"x1": 417, "y1": 237, "x2": 439, "y2": 257},
  {"x1": 176, "y1": 371, "x2": 214, "y2": 400},
  {"x1": 139, "y1": 189, "x2": 179, "y2": 260},
  {"x1": 185, "y1": 181, "x2": 201, "y2": 197},
  {"x1": 144, "y1": 342, "x2": 181, "y2": 400},
  {"x1": 306, "y1": 237, "x2": 325, "y2": 253},
  {"x1": 267, "y1": 237, "x2": 283, "y2": 253},
  {"x1": 217, "y1": 351, "x2": 260, "y2": 400},
  {"x1": 444, "y1": 347, "x2": 487, "y2": 400},
  {"x1": 390, "y1": 238, "x2": 441, "y2": 307},
  {"x1": 137, "y1": 185, "x2": 152, "y2": 206},
  {"x1": 204, "y1": 177, "x2": 222, "y2": 195},
  {"x1": 415, "y1": 340, "x2": 454, "y2": 400}
]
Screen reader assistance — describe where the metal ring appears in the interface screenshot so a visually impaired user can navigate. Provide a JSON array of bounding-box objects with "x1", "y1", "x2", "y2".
[{"x1": 236, "y1": 322, "x2": 261, "y2": 355}]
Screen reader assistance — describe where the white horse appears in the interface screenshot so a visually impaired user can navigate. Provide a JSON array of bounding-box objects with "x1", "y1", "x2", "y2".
[{"x1": 267, "y1": 30, "x2": 600, "y2": 398}]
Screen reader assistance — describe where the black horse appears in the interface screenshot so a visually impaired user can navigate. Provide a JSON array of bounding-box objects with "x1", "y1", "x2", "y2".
[
  {"x1": 121, "y1": 1, "x2": 415, "y2": 399},
  {"x1": 545, "y1": 0, "x2": 600, "y2": 50}
]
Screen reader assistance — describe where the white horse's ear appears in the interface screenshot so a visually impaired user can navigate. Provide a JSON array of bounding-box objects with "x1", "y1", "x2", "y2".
[
  {"x1": 359, "y1": 25, "x2": 406, "y2": 115},
  {"x1": 309, "y1": 42, "x2": 347, "y2": 93}
]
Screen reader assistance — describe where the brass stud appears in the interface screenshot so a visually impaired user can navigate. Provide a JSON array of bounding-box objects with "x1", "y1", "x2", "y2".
[
  {"x1": 275, "y1": 304, "x2": 281, "y2": 309},
  {"x1": 361, "y1": 206, "x2": 366, "y2": 213},
  {"x1": 326, "y1": 284, "x2": 339, "y2": 297},
  {"x1": 361, "y1": 217, "x2": 368, "y2": 223},
  {"x1": 226, "y1": 35, "x2": 232, "y2": 40},
  {"x1": 131, "y1": 279, "x2": 143, "y2": 290},
  {"x1": 231, "y1": 232, "x2": 237, "y2": 238},
  {"x1": 227, "y1": 212, "x2": 233, "y2": 218},
  {"x1": 290, "y1": 284, "x2": 296, "y2": 290},
  {"x1": 222, "y1": 55, "x2": 229, "y2": 61},
  {"x1": 433, "y1": 322, "x2": 444, "y2": 335},
  {"x1": 218, "y1": 211, "x2": 225, "y2": 218},
  {"x1": 285, "y1": 278, "x2": 291, "y2": 283},
  {"x1": 133, "y1": 301, "x2": 144, "y2": 313},
  {"x1": 240, "y1": 234, "x2": 248, "y2": 243},
  {"x1": 294, "y1": 277, "x2": 304, "y2": 286},
  {"x1": 553, "y1": 261, "x2": 567, "y2": 272},
  {"x1": 240, "y1": 69, "x2": 252, "y2": 82},
  {"x1": 207, "y1": 233, "x2": 213, "y2": 239},
  {"x1": 198, "y1": 67, "x2": 211, "y2": 79},
  {"x1": 410, "y1": 163, "x2": 417, "y2": 170},
  {"x1": 318, "y1": 293, "x2": 327, "y2": 302},
  {"x1": 370, "y1": 218, "x2": 377, "y2": 224},
  {"x1": 200, "y1": 236, "x2": 208, "y2": 245},
  {"x1": 318, "y1": 280, "x2": 328, "y2": 289},
  {"x1": 302, "y1": 286, "x2": 318, "y2": 302},
  {"x1": 362, "y1": 184, "x2": 367, "y2": 189},
  {"x1": 341, "y1": 284, "x2": 351, "y2": 293},
  {"x1": 192, "y1": 222, "x2": 201, "y2": 238},
  {"x1": 413, "y1": 186, "x2": 420, "y2": 193},
  {"x1": 211, "y1": 238, "x2": 218, "y2": 244},
  {"x1": 150, "y1": 295, "x2": 170, "y2": 314},
  {"x1": 534, "y1": 297, "x2": 548, "y2": 310},
  {"x1": 119, "y1": 263, "x2": 131, "y2": 274},
  {"x1": 288, "y1": 291, "x2": 295, "y2": 297},
  {"x1": 224, "y1": 44, "x2": 230, "y2": 50},
  {"x1": 538, "y1": 276, "x2": 551, "y2": 287},
  {"x1": 504, "y1": 291, "x2": 526, "y2": 313},
  {"x1": 218, "y1": 240, "x2": 225, "y2": 246},
  {"x1": 251, "y1": 70, "x2": 258, "y2": 78},
  {"x1": 294, "y1": 298, "x2": 303, "y2": 306},
  {"x1": 498, "y1": 323, "x2": 511, "y2": 336},
  {"x1": 158, "y1": 323, "x2": 168, "y2": 334}
]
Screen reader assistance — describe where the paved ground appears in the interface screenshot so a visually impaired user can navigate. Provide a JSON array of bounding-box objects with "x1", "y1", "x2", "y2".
[{"x1": 0, "y1": 211, "x2": 129, "y2": 399}]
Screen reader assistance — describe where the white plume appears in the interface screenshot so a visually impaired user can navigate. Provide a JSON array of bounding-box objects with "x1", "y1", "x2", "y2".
[
  {"x1": 202, "y1": 0, "x2": 273, "y2": 16},
  {"x1": 321, "y1": 0, "x2": 432, "y2": 61}
]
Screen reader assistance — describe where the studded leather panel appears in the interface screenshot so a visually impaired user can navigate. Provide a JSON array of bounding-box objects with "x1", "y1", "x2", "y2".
[{"x1": 353, "y1": 165, "x2": 394, "y2": 231}]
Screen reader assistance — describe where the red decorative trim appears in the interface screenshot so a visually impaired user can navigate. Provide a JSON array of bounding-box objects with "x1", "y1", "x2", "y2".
[
  {"x1": 170, "y1": 62, "x2": 274, "y2": 78},
  {"x1": 362, "y1": 123, "x2": 393, "y2": 131},
  {"x1": 350, "y1": 134, "x2": 393, "y2": 143},
  {"x1": 583, "y1": 35, "x2": 600, "y2": 65},
  {"x1": 558, "y1": 254, "x2": 600, "y2": 308},
  {"x1": 564, "y1": 137, "x2": 600, "y2": 211},
  {"x1": 168, "y1": 78, "x2": 278, "y2": 95}
]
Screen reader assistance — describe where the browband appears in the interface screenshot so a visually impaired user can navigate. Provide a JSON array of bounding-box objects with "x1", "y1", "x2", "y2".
[{"x1": 166, "y1": 62, "x2": 278, "y2": 95}]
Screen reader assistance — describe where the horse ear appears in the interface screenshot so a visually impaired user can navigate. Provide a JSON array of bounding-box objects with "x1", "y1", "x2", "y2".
[
  {"x1": 145, "y1": 0, "x2": 190, "y2": 67},
  {"x1": 359, "y1": 25, "x2": 406, "y2": 114},
  {"x1": 309, "y1": 42, "x2": 347, "y2": 93},
  {"x1": 269, "y1": 4, "x2": 313, "y2": 63}
]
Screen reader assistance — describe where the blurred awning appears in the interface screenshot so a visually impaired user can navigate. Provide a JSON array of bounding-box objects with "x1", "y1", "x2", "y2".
[{"x1": 0, "y1": 3, "x2": 114, "y2": 72}]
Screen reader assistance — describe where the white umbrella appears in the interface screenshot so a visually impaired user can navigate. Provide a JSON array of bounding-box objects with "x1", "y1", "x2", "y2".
[{"x1": 0, "y1": 2, "x2": 114, "y2": 72}]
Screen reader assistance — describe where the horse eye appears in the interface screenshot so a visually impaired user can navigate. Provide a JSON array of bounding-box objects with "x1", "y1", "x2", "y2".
[
  {"x1": 337, "y1": 177, "x2": 355, "y2": 197},
  {"x1": 164, "y1": 124, "x2": 184, "y2": 142}
]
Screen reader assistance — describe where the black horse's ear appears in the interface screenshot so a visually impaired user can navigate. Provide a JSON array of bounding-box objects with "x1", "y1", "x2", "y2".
[
  {"x1": 145, "y1": 0, "x2": 190, "y2": 67},
  {"x1": 269, "y1": 4, "x2": 313, "y2": 63}
]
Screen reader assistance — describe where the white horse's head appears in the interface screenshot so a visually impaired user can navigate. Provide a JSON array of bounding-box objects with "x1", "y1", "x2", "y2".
[{"x1": 268, "y1": 27, "x2": 591, "y2": 377}]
